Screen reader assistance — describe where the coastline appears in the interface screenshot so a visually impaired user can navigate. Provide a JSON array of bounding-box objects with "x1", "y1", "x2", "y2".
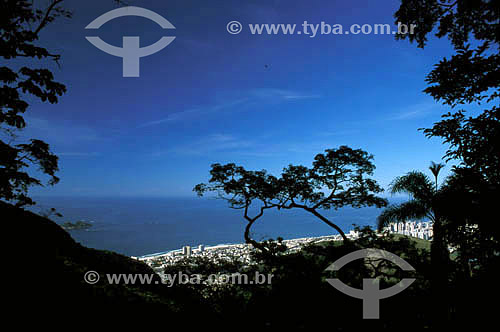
[
  {"x1": 31, "y1": 196, "x2": 393, "y2": 256},
  {"x1": 132, "y1": 231, "x2": 360, "y2": 269},
  {"x1": 134, "y1": 221, "x2": 433, "y2": 271}
]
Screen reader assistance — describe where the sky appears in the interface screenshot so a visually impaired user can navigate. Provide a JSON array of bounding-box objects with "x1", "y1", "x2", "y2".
[{"x1": 21, "y1": 0, "x2": 459, "y2": 198}]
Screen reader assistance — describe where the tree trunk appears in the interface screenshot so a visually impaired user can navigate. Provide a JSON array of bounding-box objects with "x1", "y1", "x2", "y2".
[
  {"x1": 244, "y1": 219, "x2": 267, "y2": 252},
  {"x1": 430, "y1": 219, "x2": 450, "y2": 327},
  {"x1": 305, "y1": 207, "x2": 349, "y2": 242}
]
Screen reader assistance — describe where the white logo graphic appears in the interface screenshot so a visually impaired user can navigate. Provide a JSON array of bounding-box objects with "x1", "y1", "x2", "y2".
[
  {"x1": 325, "y1": 249, "x2": 416, "y2": 319},
  {"x1": 85, "y1": 6, "x2": 176, "y2": 77}
]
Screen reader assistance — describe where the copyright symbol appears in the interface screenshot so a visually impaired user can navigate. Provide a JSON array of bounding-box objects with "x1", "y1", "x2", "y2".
[
  {"x1": 84, "y1": 271, "x2": 100, "y2": 284},
  {"x1": 227, "y1": 21, "x2": 243, "y2": 34}
]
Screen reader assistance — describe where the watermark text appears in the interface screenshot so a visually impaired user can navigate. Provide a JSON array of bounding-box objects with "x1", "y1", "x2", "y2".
[{"x1": 227, "y1": 21, "x2": 417, "y2": 37}]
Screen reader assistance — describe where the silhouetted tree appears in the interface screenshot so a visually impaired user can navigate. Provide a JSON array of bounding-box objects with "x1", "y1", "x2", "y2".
[
  {"x1": 377, "y1": 170, "x2": 451, "y2": 326},
  {"x1": 437, "y1": 174, "x2": 488, "y2": 275},
  {"x1": 0, "y1": 0, "x2": 126, "y2": 206},
  {"x1": 429, "y1": 161, "x2": 445, "y2": 192},
  {"x1": 194, "y1": 163, "x2": 281, "y2": 252},
  {"x1": 395, "y1": 0, "x2": 498, "y2": 107},
  {"x1": 395, "y1": 0, "x2": 499, "y2": 230},
  {"x1": 194, "y1": 146, "x2": 387, "y2": 250},
  {"x1": 377, "y1": 171, "x2": 436, "y2": 228},
  {"x1": 377, "y1": 171, "x2": 448, "y2": 264},
  {"x1": 162, "y1": 225, "x2": 433, "y2": 329},
  {"x1": 0, "y1": 0, "x2": 71, "y2": 205},
  {"x1": 395, "y1": 2, "x2": 499, "y2": 324},
  {"x1": 395, "y1": 0, "x2": 499, "y2": 178},
  {"x1": 279, "y1": 146, "x2": 388, "y2": 240}
]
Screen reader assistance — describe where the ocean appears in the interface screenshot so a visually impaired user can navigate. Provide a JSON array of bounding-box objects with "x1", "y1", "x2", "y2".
[{"x1": 32, "y1": 196, "x2": 388, "y2": 257}]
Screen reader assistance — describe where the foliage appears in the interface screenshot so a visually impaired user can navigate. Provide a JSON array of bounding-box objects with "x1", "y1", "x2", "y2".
[
  {"x1": 0, "y1": 1, "x2": 72, "y2": 205},
  {"x1": 194, "y1": 146, "x2": 387, "y2": 249},
  {"x1": 423, "y1": 109, "x2": 500, "y2": 184},
  {"x1": 395, "y1": 0, "x2": 499, "y2": 185},
  {"x1": 395, "y1": 0, "x2": 500, "y2": 297},
  {"x1": 437, "y1": 171, "x2": 500, "y2": 275},
  {"x1": 162, "y1": 227, "x2": 435, "y2": 329},
  {"x1": 377, "y1": 171, "x2": 437, "y2": 230},
  {"x1": 429, "y1": 160, "x2": 445, "y2": 190},
  {"x1": 395, "y1": 0, "x2": 499, "y2": 49},
  {"x1": 377, "y1": 167, "x2": 453, "y2": 325}
]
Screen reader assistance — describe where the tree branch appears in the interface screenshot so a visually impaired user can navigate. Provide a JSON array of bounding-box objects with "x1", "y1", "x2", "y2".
[
  {"x1": 33, "y1": 0, "x2": 65, "y2": 36},
  {"x1": 305, "y1": 207, "x2": 348, "y2": 241},
  {"x1": 287, "y1": 202, "x2": 349, "y2": 241},
  {"x1": 243, "y1": 202, "x2": 274, "y2": 252}
]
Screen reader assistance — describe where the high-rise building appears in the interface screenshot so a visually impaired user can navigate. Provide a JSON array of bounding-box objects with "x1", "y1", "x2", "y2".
[{"x1": 182, "y1": 245, "x2": 192, "y2": 257}]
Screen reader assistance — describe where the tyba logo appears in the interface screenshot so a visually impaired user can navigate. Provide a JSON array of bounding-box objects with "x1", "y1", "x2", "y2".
[
  {"x1": 325, "y1": 249, "x2": 416, "y2": 319},
  {"x1": 85, "y1": 6, "x2": 176, "y2": 77}
]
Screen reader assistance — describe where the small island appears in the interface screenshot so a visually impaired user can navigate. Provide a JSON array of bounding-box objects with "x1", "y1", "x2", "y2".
[{"x1": 61, "y1": 221, "x2": 93, "y2": 231}]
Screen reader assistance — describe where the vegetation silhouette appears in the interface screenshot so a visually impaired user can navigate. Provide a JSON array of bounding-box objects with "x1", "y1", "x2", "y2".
[
  {"x1": 1, "y1": 1, "x2": 498, "y2": 328},
  {"x1": 377, "y1": 168, "x2": 452, "y2": 326},
  {"x1": 0, "y1": 1, "x2": 70, "y2": 206},
  {"x1": 392, "y1": 0, "x2": 499, "y2": 327},
  {"x1": 194, "y1": 146, "x2": 388, "y2": 250},
  {"x1": 158, "y1": 226, "x2": 433, "y2": 329},
  {"x1": 0, "y1": 1, "x2": 126, "y2": 207},
  {"x1": 429, "y1": 161, "x2": 445, "y2": 191}
]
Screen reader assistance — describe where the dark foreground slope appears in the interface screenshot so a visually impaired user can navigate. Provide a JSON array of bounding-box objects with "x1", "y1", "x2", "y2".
[
  {"x1": 2, "y1": 201, "x2": 171, "y2": 304},
  {"x1": 7, "y1": 199, "x2": 495, "y2": 328}
]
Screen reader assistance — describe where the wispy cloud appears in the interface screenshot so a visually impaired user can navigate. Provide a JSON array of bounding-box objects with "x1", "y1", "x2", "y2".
[
  {"x1": 153, "y1": 133, "x2": 344, "y2": 160},
  {"x1": 285, "y1": 141, "x2": 335, "y2": 155},
  {"x1": 20, "y1": 116, "x2": 102, "y2": 144},
  {"x1": 139, "y1": 98, "x2": 249, "y2": 127},
  {"x1": 249, "y1": 88, "x2": 321, "y2": 101},
  {"x1": 0, "y1": 117, "x2": 105, "y2": 160},
  {"x1": 317, "y1": 129, "x2": 361, "y2": 137},
  {"x1": 140, "y1": 88, "x2": 321, "y2": 128},
  {"x1": 57, "y1": 152, "x2": 101, "y2": 157},
  {"x1": 387, "y1": 102, "x2": 438, "y2": 121},
  {"x1": 152, "y1": 134, "x2": 255, "y2": 157}
]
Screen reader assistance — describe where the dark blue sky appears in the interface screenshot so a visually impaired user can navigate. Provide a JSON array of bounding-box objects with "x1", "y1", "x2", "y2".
[{"x1": 24, "y1": 0, "x2": 457, "y2": 197}]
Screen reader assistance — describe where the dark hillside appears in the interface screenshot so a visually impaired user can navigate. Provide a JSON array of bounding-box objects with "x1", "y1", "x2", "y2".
[{"x1": 2, "y1": 201, "x2": 170, "y2": 304}]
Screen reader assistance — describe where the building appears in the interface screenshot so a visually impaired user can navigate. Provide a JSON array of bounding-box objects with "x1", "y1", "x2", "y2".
[{"x1": 387, "y1": 221, "x2": 433, "y2": 240}]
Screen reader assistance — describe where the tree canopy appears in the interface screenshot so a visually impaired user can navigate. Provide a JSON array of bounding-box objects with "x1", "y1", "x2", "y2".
[
  {"x1": 395, "y1": 0, "x2": 500, "y2": 242},
  {"x1": 395, "y1": 0, "x2": 499, "y2": 177},
  {"x1": 0, "y1": 0, "x2": 72, "y2": 205},
  {"x1": 394, "y1": 1, "x2": 499, "y2": 325},
  {"x1": 195, "y1": 146, "x2": 387, "y2": 248},
  {"x1": 1, "y1": 0, "x2": 125, "y2": 206}
]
